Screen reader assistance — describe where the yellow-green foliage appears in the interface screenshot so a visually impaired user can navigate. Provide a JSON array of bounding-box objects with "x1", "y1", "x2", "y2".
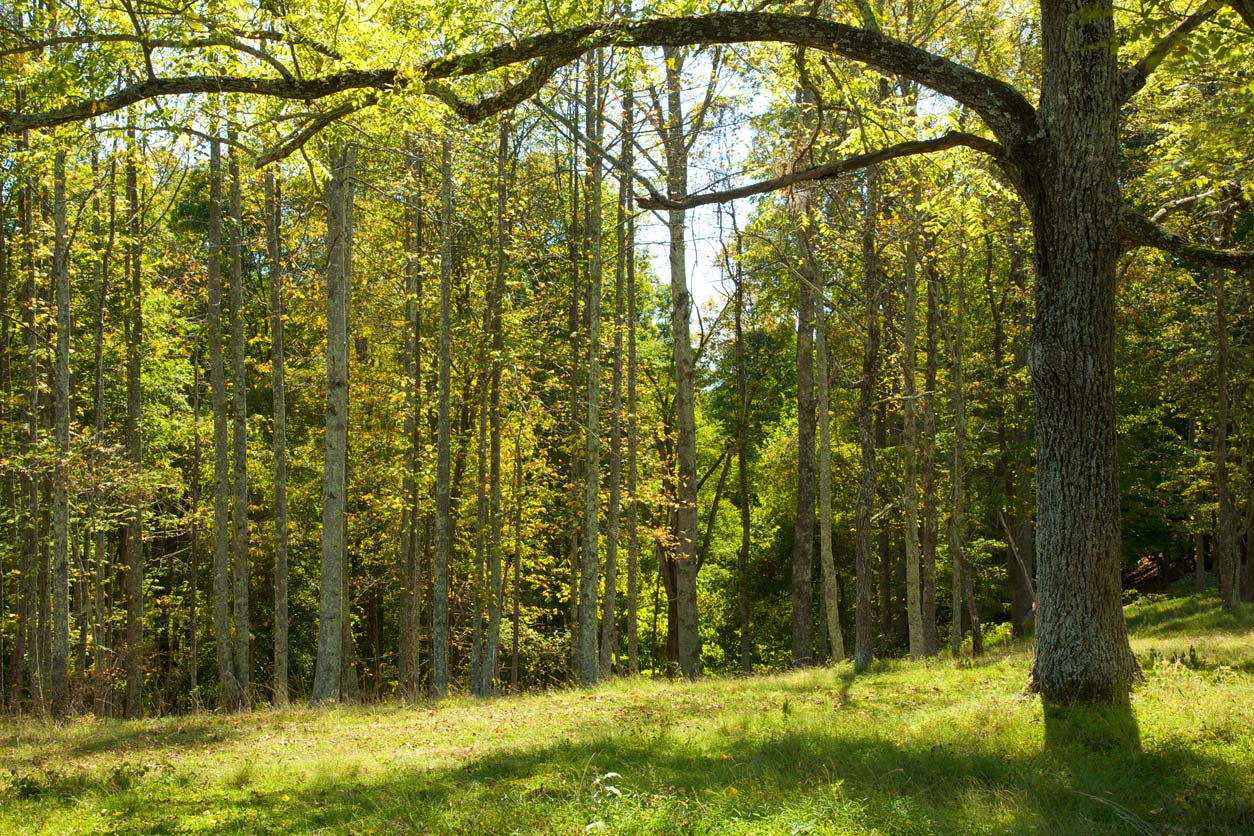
[{"x1": 2, "y1": 591, "x2": 1251, "y2": 835}]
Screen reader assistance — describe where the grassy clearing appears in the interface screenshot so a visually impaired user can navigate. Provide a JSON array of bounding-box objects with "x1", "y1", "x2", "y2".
[{"x1": 2, "y1": 590, "x2": 1252, "y2": 835}]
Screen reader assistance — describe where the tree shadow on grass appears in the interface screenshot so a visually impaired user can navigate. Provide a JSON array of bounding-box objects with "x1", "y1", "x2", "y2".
[{"x1": 90, "y1": 709, "x2": 1254, "y2": 836}]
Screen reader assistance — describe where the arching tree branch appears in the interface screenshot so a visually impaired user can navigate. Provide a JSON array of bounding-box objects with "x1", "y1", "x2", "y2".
[
  {"x1": 2, "y1": 12, "x2": 1037, "y2": 149},
  {"x1": 1120, "y1": 204, "x2": 1254, "y2": 268},
  {"x1": 637, "y1": 131, "x2": 1007, "y2": 211}
]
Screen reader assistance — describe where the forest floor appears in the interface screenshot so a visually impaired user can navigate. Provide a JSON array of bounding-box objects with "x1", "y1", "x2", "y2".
[{"x1": 1, "y1": 588, "x2": 1252, "y2": 836}]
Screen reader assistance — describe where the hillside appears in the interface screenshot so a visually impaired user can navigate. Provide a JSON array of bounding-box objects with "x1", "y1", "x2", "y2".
[{"x1": 2, "y1": 591, "x2": 1251, "y2": 836}]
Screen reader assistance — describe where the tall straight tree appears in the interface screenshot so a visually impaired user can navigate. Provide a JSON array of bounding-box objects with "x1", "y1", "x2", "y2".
[
  {"x1": 51, "y1": 149, "x2": 71, "y2": 715},
  {"x1": 227, "y1": 138, "x2": 251, "y2": 706},
  {"x1": 601, "y1": 98, "x2": 625, "y2": 679},
  {"x1": 901, "y1": 236, "x2": 925, "y2": 659},
  {"x1": 792, "y1": 209, "x2": 817, "y2": 669},
  {"x1": 579, "y1": 53, "x2": 604, "y2": 685},
  {"x1": 265, "y1": 171, "x2": 289, "y2": 706},
  {"x1": 207, "y1": 133, "x2": 240, "y2": 711},
  {"x1": 312, "y1": 143, "x2": 355, "y2": 703},
  {"x1": 853, "y1": 166, "x2": 881, "y2": 672},
  {"x1": 399, "y1": 144, "x2": 425, "y2": 700},
  {"x1": 123, "y1": 125, "x2": 145, "y2": 720},
  {"x1": 431, "y1": 135, "x2": 453, "y2": 699},
  {"x1": 623, "y1": 82, "x2": 641, "y2": 676}
]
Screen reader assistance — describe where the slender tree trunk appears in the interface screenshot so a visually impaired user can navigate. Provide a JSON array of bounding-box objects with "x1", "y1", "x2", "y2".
[
  {"x1": 1214, "y1": 268, "x2": 1238, "y2": 610},
  {"x1": 226, "y1": 142, "x2": 251, "y2": 706},
  {"x1": 265, "y1": 172, "x2": 289, "y2": 706},
  {"x1": 948, "y1": 259, "x2": 968, "y2": 658},
  {"x1": 207, "y1": 133, "x2": 240, "y2": 711},
  {"x1": 734, "y1": 248, "x2": 752, "y2": 674},
  {"x1": 792, "y1": 218, "x2": 816, "y2": 669},
  {"x1": 623, "y1": 87, "x2": 641, "y2": 677},
  {"x1": 662, "y1": 46, "x2": 701, "y2": 680},
  {"x1": 312, "y1": 143, "x2": 355, "y2": 703},
  {"x1": 809, "y1": 233, "x2": 845, "y2": 663},
  {"x1": 600, "y1": 101, "x2": 626, "y2": 678},
  {"x1": 901, "y1": 237, "x2": 924, "y2": 659},
  {"x1": 51, "y1": 150, "x2": 71, "y2": 715},
  {"x1": 921, "y1": 254, "x2": 940, "y2": 656},
  {"x1": 853, "y1": 166, "x2": 880, "y2": 673},
  {"x1": 482, "y1": 121, "x2": 510, "y2": 694},
  {"x1": 91, "y1": 153, "x2": 116, "y2": 716},
  {"x1": 511, "y1": 432, "x2": 523, "y2": 692},
  {"x1": 123, "y1": 127, "x2": 145, "y2": 720},
  {"x1": 399, "y1": 146, "x2": 425, "y2": 701},
  {"x1": 431, "y1": 136, "x2": 453, "y2": 700},
  {"x1": 579, "y1": 54, "x2": 604, "y2": 686},
  {"x1": 190, "y1": 354, "x2": 201, "y2": 708}
]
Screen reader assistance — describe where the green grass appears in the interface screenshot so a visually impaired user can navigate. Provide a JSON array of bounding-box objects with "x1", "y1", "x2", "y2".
[{"x1": 2, "y1": 591, "x2": 1252, "y2": 835}]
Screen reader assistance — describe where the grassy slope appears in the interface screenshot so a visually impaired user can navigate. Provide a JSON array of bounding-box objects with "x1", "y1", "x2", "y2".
[{"x1": 1, "y1": 591, "x2": 1251, "y2": 836}]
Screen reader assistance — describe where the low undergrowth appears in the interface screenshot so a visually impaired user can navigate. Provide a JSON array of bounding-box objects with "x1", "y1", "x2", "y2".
[{"x1": 2, "y1": 590, "x2": 1251, "y2": 835}]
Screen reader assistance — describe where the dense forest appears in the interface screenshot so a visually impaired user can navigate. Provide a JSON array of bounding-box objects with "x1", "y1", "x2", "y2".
[{"x1": 0, "y1": 0, "x2": 1252, "y2": 724}]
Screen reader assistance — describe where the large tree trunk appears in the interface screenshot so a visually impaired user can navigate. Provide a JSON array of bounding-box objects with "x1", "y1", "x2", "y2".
[
  {"x1": 51, "y1": 150, "x2": 71, "y2": 715},
  {"x1": 207, "y1": 134, "x2": 240, "y2": 711},
  {"x1": 312, "y1": 143, "x2": 355, "y2": 703},
  {"x1": 265, "y1": 172, "x2": 289, "y2": 707},
  {"x1": 123, "y1": 128, "x2": 145, "y2": 720},
  {"x1": 430, "y1": 136, "x2": 454, "y2": 699},
  {"x1": 853, "y1": 166, "x2": 880, "y2": 673},
  {"x1": 227, "y1": 141, "x2": 251, "y2": 708},
  {"x1": 1027, "y1": 0, "x2": 1140, "y2": 701}
]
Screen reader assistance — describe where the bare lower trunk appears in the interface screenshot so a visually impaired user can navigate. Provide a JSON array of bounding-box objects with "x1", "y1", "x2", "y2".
[
  {"x1": 312, "y1": 143, "x2": 355, "y2": 703},
  {"x1": 430, "y1": 137, "x2": 453, "y2": 700},
  {"x1": 227, "y1": 142, "x2": 251, "y2": 707},
  {"x1": 123, "y1": 130, "x2": 145, "y2": 720},
  {"x1": 901, "y1": 238, "x2": 924, "y2": 659},
  {"x1": 265, "y1": 172, "x2": 289, "y2": 706},
  {"x1": 1027, "y1": 0, "x2": 1140, "y2": 700},
  {"x1": 792, "y1": 224, "x2": 816, "y2": 669},
  {"x1": 624, "y1": 87, "x2": 640, "y2": 676},
  {"x1": 853, "y1": 167, "x2": 880, "y2": 673},
  {"x1": 51, "y1": 151, "x2": 71, "y2": 714},
  {"x1": 812, "y1": 250, "x2": 845, "y2": 663},
  {"x1": 207, "y1": 133, "x2": 240, "y2": 711},
  {"x1": 921, "y1": 258, "x2": 940, "y2": 656}
]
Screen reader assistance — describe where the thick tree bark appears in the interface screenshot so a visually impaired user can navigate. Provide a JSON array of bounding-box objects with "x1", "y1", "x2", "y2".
[
  {"x1": 1026, "y1": 0, "x2": 1141, "y2": 701},
  {"x1": 207, "y1": 134, "x2": 241, "y2": 711},
  {"x1": 431, "y1": 136, "x2": 453, "y2": 699},
  {"x1": 227, "y1": 141, "x2": 251, "y2": 707},
  {"x1": 265, "y1": 172, "x2": 289, "y2": 706},
  {"x1": 312, "y1": 143, "x2": 355, "y2": 703}
]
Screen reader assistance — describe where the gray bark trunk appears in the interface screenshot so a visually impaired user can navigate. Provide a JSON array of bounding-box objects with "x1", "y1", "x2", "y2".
[
  {"x1": 921, "y1": 255, "x2": 940, "y2": 656},
  {"x1": 431, "y1": 136, "x2": 453, "y2": 699},
  {"x1": 265, "y1": 172, "x2": 289, "y2": 706},
  {"x1": 227, "y1": 142, "x2": 251, "y2": 706},
  {"x1": 902, "y1": 237, "x2": 924, "y2": 659},
  {"x1": 123, "y1": 130, "x2": 144, "y2": 720},
  {"x1": 853, "y1": 166, "x2": 880, "y2": 672},
  {"x1": 792, "y1": 220, "x2": 816, "y2": 669},
  {"x1": 207, "y1": 133, "x2": 240, "y2": 711},
  {"x1": 623, "y1": 86, "x2": 640, "y2": 676},
  {"x1": 52, "y1": 150, "x2": 71, "y2": 714},
  {"x1": 311, "y1": 143, "x2": 355, "y2": 703}
]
